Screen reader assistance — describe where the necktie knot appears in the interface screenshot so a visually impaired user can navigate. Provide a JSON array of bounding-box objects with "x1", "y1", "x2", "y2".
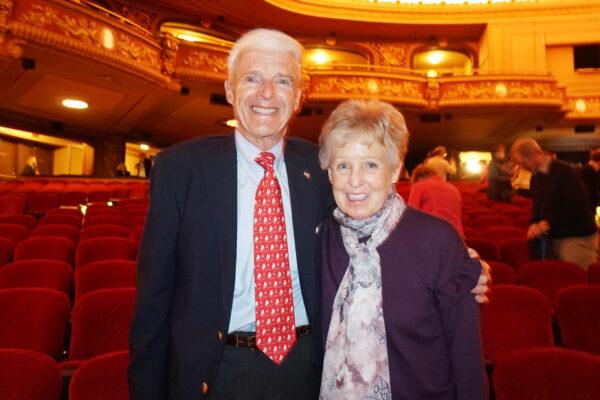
[{"x1": 256, "y1": 152, "x2": 276, "y2": 172}]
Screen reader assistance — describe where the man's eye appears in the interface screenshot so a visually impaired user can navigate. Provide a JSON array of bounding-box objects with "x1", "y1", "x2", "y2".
[
  {"x1": 244, "y1": 75, "x2": 260, "y2": 83},
  {"x1": 276, "y1": 77, "x2": 292, "y2": 86}
]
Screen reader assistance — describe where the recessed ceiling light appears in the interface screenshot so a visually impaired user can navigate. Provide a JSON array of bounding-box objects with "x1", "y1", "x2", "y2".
[
  {"x1": 62, "y1": 99, "x2": 88, "y2": 109},
  {"x1": 140, "y1": 144, "x2": 150, "y2": 151}
]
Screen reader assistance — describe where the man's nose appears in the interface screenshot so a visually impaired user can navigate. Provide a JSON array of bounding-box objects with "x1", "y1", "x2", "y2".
[{"x1": 257, "y1": 80, "x2": 274, "y2": 99}]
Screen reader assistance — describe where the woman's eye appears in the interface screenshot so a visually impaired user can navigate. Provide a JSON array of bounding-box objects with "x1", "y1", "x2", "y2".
[
  {"x1": 337, "y1": 162, "x2": 349, "y2": 171},
  {"x1": 365, "y1": 162, "x2": 379, "y2": 169}
]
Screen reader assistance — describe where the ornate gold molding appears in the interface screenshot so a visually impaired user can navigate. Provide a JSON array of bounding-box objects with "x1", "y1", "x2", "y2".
[
  {"x1": 9, "y1": 1, "x2": 176, "y2": 89},
  {"x1": 266, "y1": 0, "x2": 600, "y2": 23},
  {"x1": 565, "y1": 97, "x2": 600, "y2": 119},
  {"x1": 438, "y1": 78, "x2": 565, "y2": 108},
  {"x1": 175, "y1": 46, "x2": 228, "y2": 82},
  {"x1": 308, "y1": 72, "x2": 428, "y2": 107},
  {"x1": 372, "y1": 43, "x2": 408, "y2": 69},
  {"x1": 0, "y1": 0, "x2": 13, "y2": 40}
]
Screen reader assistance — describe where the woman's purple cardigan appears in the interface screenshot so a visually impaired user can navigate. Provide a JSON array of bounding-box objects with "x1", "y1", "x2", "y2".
[{"x1": 321, "y1": 207, "x2": 487, "y2": 400}]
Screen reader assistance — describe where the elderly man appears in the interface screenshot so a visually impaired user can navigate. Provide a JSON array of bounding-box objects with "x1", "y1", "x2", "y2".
[
  {"x1": 129, "y1": 28, "x2": 490, "y2": 400},
  {"x1": 511, "y1": 138, "x2": 598, "y2": 269}
]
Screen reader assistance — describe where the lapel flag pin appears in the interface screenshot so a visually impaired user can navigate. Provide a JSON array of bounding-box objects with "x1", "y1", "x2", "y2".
[{"x1": 303, "y1": 171, "x2": 311, "y2": 180}]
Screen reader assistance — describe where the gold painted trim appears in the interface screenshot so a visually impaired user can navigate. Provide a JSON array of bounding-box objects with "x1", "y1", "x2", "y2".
[{"x1": 266, "y1": 0, "x2": 600, "y2": 23}]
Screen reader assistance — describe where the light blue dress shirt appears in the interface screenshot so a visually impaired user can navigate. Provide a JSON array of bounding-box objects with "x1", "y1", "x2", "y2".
[{"x1": 228, "y1": 131, "x2": 309, "y2": 333}]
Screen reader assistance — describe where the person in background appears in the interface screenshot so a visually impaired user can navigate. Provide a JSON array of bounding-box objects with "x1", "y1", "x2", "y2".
[
  {"x1": 115, "y1": 162, "x2": 131, "y2": 177},
  {"x1": 21, "y1": 155, "x2": 39, "y2": 176},
  {"x1": 580, "y1": 147, "x2": 600, "y2": 213},
  {"x1": 425, "y1": 145, "x2": 457, "y2": 180},
  {"x1": 511, "y1": 138, "x2": 598, "y2": 269},
  {"x1": 487, "y1": 144, "x2": 513, "y2": 202},
  {"x1": 408, "y1": 164, "x2": 464, "y2": 238},
  {"x1": 319, "y1": 99, "x2": 486, "y2": 399}
]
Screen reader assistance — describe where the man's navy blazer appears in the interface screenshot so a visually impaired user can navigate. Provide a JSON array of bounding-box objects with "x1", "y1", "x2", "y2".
[{"x1": 128, "y1": 134, "x2": 333, "y2": 400}]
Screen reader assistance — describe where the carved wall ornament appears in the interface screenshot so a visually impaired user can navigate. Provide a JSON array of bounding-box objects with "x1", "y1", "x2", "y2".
[
  {"x1": 112, "y1": 1, "x2": 160, "y2": 32},
  {"x1": 18, "y1": 4, "x2": 161, "y2": 71},
  {"x1": 160, "y1": 32, "x2": 179, "y2": 76},
  {"x1": 441, "y1": 80, "x2": 563, "y2": 101},
  {"x1": 0, "y1": 0, "x2": 13, "y2": 38},
  {"x1": 372, "y1": 43, "x2": 408, "y2": 68},
  {"x1": 183, "y1": 50, "x2": 228, "y2": 73},
  {"x1": 311, "y1": 75, "x2": 426, "y2": 105}
]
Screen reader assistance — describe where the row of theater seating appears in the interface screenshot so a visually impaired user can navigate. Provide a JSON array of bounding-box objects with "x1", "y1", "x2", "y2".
[
  {"x1": 0, "y1": 182, "x2": 148, "y2": 215},
  {"x1": 1, "y1": 283, "x2": 599, "y2": 400}
]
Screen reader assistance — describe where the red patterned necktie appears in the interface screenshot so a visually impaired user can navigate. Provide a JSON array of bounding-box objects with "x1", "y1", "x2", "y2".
[{"x1": 254, "y1": 151, "x2": 297, "y2": 364}]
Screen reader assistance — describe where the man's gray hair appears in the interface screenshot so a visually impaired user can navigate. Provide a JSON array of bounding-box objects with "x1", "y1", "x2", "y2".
[
  {"x1": 319, "y1": 99, "x2": 409, "y2": 171},
  {"x1": 510, "y1": 137, "x2": 543, "y2": 158},
  {"x1": 227, "y1": 29, "x2": 303, "y2": 81}
]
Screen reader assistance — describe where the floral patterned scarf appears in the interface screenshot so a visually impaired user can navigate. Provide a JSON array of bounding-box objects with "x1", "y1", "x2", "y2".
[{"x1": 320, "y1": 190, "x2": 406, "y2": 400}]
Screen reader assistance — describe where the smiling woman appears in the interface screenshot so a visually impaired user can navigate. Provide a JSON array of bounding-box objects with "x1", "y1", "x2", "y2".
[{"x1": 318, "y1": 99, "x2": 487, "y2": 399}]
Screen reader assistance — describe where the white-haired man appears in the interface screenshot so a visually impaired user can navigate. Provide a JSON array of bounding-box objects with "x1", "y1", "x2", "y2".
[
  {"x1": 511, "y1": 138, "x2": 598, "y2": 269},
  {"x1": 129, "y1": 28, "x2": 490, "y2": 400}
]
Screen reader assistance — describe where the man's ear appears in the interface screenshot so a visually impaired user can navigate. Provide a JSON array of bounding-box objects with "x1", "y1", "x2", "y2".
[{"x1": 224, "y1": 80, "x2": 234, "y2": 105}]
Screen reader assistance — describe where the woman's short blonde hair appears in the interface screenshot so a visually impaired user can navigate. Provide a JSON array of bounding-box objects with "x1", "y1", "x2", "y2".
[{"x1": 319, "y1": 99, "x2": 409, "y2": 170}]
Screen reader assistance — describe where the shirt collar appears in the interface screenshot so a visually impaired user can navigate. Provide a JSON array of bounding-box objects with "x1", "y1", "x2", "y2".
[{"x1": 235, "y1": 131, "x2": 285, "y2": 178}]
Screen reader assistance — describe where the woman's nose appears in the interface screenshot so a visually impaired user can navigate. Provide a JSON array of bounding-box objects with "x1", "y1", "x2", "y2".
[{"x1": 349, "y1": 168, "x2": 364, "y2": 187}]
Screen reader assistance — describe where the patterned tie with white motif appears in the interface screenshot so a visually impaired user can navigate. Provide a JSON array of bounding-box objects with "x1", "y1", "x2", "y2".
[{"x1": 254, "y1": 151, "x2": 297, "y2": 365}]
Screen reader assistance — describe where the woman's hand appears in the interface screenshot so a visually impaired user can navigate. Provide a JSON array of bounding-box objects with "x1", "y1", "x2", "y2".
[{"x1": 467, "y1": 247, "x2": 491, "y2": 304}]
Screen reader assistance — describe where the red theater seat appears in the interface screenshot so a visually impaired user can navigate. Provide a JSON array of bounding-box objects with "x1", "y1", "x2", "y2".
[
  {"x1": 0, "y1": 237, "x2": 13, "y2": 267},
  {"x1": 129, "y1": 226, "x2": 144, "y2": 247},
  {"x1": 15, "y1": 236, "x2": 75, "y2": 264},
  {"x1": 87, "y1": 189, "x2": 111, "y2": 203},
  {"x1": 75, "y1": 260, "x2": 136, "y2": 300},
  {"x1": 465, "y1": 238, "x2": 497, "y2": 260},
  {"x1": 0, "y1": 349, "x2": 62, "y2": 400},
  {"x1": 29, "y1": 224, "x2": 79, "y2": 246},
  {"x1": 475, "y1": 214, "x2": 515, "y2": 228},
  {"x1": 83, "y1": 215, "x2": 128, "y2": 228},
  {"x1": 0, "y1": 223, "x2": 28, "y2": 246},
  {"x1": 493, "y1": 348, "x2": 600, "y2": 400},
  {"x1": 75, "y1": 237, "x2": 137, "y2": 269},
  {"x1": 588, "y1": 261, "x2": 600, "y2": 283},
  {"x1": 0, "y1": 214, "x2": 37, "y2": 231},
  {"x1": 480, "y1": 227, "x2": 526, "y2": 245},
  {"x1": 110, "y1": 185, "x2": 131, "y2": 200},
  {"x1": 38, "y1": 214, "x2": 82, "y2": 229},
  {"x1": 0, "y1": 260, "x2": 73, "y2": 296},
  {"x1": 61, "y1": 190, "x2": 87, "y2": 207},
  {"x1": 80, "y1": 224, "x2": 130, "y2": 240},
  {"x1": 519, "y1": 260, "x2": 587, "y2": 310},
  {"x1": 69, "y1": 351, "x2": 129, "y2": 400},
  {"x1": 498, "y1": 238, "x2": 530, "y2": 272},
  {"x1": 62, "y1": 288, "x2": 135, "y2": 372},
  {"x1": 0, "y1": 195, "x2": 27, "y2": 216},
  {"x1": 28, "y1": 193, "x2": 61, "y2": 215},
  {"x1": 556, "y1": 285, "x2": 600, "y2": 354},
  {"x1": 0, "y1": 288, "x2": 70, "y2": 358},
  {"x1": 463, "y1": 227, "x2": 482, "y2": 239},
  {"x1": 481, "y1": 285, "x2": 553, "y2": 363},
  {"x1": 45, "y1": 208, "x2": 83, "y2": 219},
  {"x1": 488, "y1": 260, "x2": 517, "y2": 285}
]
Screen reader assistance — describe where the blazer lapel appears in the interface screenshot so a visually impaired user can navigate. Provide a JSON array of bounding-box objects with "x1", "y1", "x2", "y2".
[
  {"x1": 201, "y1": 135, "x2": 238, "y2": 318},
  {"x1": 284, "y1": 141, "x2": 318, "y2": 276}
]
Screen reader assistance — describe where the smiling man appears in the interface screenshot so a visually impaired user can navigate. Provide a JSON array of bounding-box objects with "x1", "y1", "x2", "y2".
[{"x1": 128, "y1": 29, "x2": 333, "y2": 400}]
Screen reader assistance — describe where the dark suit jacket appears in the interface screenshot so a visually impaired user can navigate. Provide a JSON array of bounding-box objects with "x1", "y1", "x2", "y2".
[{"x1": 128, "y1": 135, "x2": 333, "y2": 400}]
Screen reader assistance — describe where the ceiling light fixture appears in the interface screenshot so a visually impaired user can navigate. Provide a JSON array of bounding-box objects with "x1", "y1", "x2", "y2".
[
  {"x1": 62, "y1": 99, "x2": 88, "y2": 109},
  {"x1": 225, "y1": 119, "x2": 238, "y2": 128},
  {"x1": 140, "y1": 143, "x2": 150, "y2": 151}
]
